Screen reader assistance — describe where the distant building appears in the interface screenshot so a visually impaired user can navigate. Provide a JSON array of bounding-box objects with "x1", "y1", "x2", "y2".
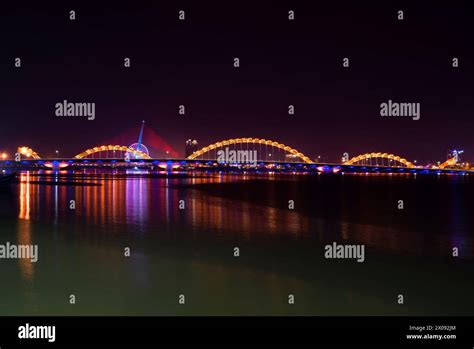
[{"x1": 185, "y1": 139, "x2": 198, "y2": 157}]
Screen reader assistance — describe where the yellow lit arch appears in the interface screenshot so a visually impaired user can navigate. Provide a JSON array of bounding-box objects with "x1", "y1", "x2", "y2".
[
  {"x1": 187, "y1": 138, "x2": 313, "y2": 163},
  {"x1": 17, "y1": 146, "x2": 41, "y2": 159},
  {"x1": 343, "y1": 152, "x2": 415, "y2": 168},
  {"x1": 438, "y1": 157, "x2": 457, "y2": 169},
  {"x1": 74, "y1": 145, "x2": 151, "y2": 159}
]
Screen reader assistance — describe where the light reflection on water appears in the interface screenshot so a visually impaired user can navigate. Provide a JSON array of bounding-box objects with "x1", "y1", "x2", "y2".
[
  {"x1": 16, "y1": 172, "x2": 308, "y2": 238},
  {"x1": 2, "y1": 171, "x2": 473, "y2": 315},
  {"x1": 14, "y1": 171, "x2": 474, "y2": 257}
]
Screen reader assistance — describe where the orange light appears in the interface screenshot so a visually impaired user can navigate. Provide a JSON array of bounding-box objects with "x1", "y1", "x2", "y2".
[
  {"x1": 18, "y1": 146, "x2": 40, "y2": 159},
  {"x1": 44, "y1": 162, "x2": 69, "y2": 169}
]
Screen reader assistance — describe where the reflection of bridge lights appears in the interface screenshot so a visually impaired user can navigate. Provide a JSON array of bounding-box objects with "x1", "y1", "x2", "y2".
[
  {"x1": 157, "y1": 162, "x2": 180, "y2": 170},
  {"x1": 44, "y1": 162, "x2": 69, "y2": 169}
]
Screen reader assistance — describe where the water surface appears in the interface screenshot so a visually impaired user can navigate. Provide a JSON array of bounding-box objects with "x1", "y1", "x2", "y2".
[{"x1": 0, "y1": 171, "x2": 473, "y2": 315}]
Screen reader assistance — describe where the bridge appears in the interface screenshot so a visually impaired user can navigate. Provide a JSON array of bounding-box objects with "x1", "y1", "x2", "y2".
[{"x1": 0, "y1": 138, "x2": 470, "y2": 174}]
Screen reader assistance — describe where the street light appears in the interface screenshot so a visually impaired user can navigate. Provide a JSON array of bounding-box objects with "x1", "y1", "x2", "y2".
[{"x1": 55, "y1": 150, "x2": 59, "y2": 158}]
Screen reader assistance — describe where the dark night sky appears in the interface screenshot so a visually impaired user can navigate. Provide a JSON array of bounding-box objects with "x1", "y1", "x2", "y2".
[{"x1": 0, "y1": 1, "x2": 472, "y2": 163}]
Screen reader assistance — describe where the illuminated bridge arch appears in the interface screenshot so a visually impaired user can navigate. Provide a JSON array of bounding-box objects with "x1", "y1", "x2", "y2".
[
  {"x1": 18, "y1": 146, "x2": 41, "y2": 159},
  {"x1": 439, "y1": 157, "x2": 457, "y2": 169},
  {"x1": 343, "y1": 152, "x2": 415, "y2": 168},
  {"x1": 187, "y1": 138, "x2": 313, "y2": 163},
  {"x1": 74, "y1": 145, "x2": 151, "y2": 159}
]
